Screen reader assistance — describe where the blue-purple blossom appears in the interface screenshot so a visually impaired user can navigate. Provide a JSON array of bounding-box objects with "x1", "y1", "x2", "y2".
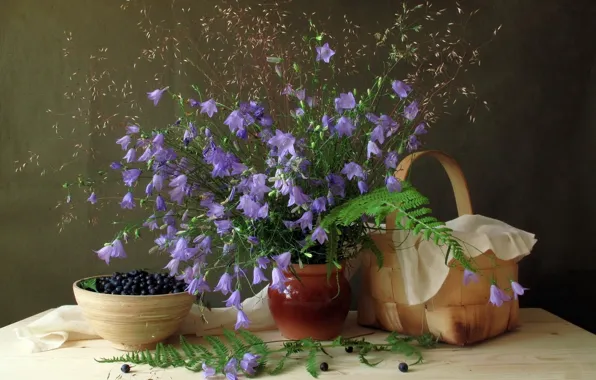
[
  {"x1": 214, "y1": 219, "x2": 233, "y2": 235},
  {"x1": 367, "y1": 141, "x2": 382, "y2": 159},
  {"x1": 122, "y1": 169, "x2": 142, "y2": 187},
  {"x1": 385, "y1": 176, "x2": 401, "y2": 193},
  {"x1": 335, "y1": 92, "x2": 356, "y2": 110},
  {"x1": 273, "y1": 252, "x2": 291, "y2": 271},
  {"x1": 311, "y1": 197, "x2": 327, "y2": 213},
  {"x1": 335, "y1": 116, "x2": 356, "y2": 137},
  {"x1": 288, "y1": 186, "x2": 311, "y2": 207},
  {"x1": 138, "y1": 147, "x2": 153, "y2": 162},
  {"x1": 252, "y1": 266, "x2": 268, "y2": 285},
  {"x1": 270, "y1": 267, "x2": 288, "y2": 293},
  {"x1": 94, "y1": 239, "x2": 127, "y2": 264},
  {"x1": 153, "y1": 133, "x2": 165, "y2": 148},
  {"x1": 384, "y1": 151, "x2": 399, "y2": 170},
  {"x1": 116, "y1": 135, "x2": 132, "y2": 151},
  {"x1": 295, "y1": 88, "x2": 306, "y2": 101},
  {"x1": 225, "y1": 358, "x2": 239, "y2": 378},
  {"x1": 189, "y1": 98, "x2": 200, "y2": 107},
  {"x1": 202, "y1": 363, "x2": 216, "y2": 378},
  {"x1": 392, "y1": 80, "x2": 412, "y2": 99},
  {"x1": 120, "y1": 192, "x2": 135, "y2": 209},
  {"x1": 256, "y1": 256, "x2": 270, "y2": 269},
  {"x1": 294, "y1": 211, "x2": 313, "y2": 231},
  {"x1": 183, "y1": 123, "x2": 198, "y2": 145},
  {"x1": 247, "y1": 236, "x2": 259, "y2": 245},
  {"x1": 370, "y1": 125, "x2": 385, "y2": 145},
  {"x1": 235, "y1": 310, "x2": 250, "y2": 330},
  {"x1": 155, "y1": 195, "x2": 167, "y2": 211},
  {"x1": 123, "y1": 148, "x2": 136, "y2": 163},
  {"x1": 87, "y1": 192, "x2": 97, "y2": 204},
  {"x1": 414, "y1": 123, "x2": 427, "y2": 135},
  {"x1": 315, "y1": 42, "x2": 335, "y2": 63},
  {"x1": 126, "y1": 125, "x2": 140, "y2": 134},
  {"x1": 463, "y1": 269, "x2": 479, "y2": 285},
  {"x1": 143, "y1": 215, "x2": 158, "y2": 230},
  {"x1": 407, "y1": 135, "x2": 421, "y2": 152},
  {"x1": 237, "y1": 195, "x2": 262, "y2": 219},
  {"x1": 214, "y1": 272, "x2": 233, "y2": 295},
  {"x1": 326, "y1": 174, "x2": 346, "y2": 198},
  {"x1": 268, "y1": 130, "x2": 296, "y2": 158},
  {"x1": 147, "y1": 87, "x2": 169, "y2": 106},
  {"x1": 341, "y1": 162, "x2": 365, "y2": 180},
  {"x1": 358, "y1": 180, "x2": 368, "y2": 194},
  {"x1": 187, "y1": 277, "x2": 211, "y2": 295},
  {"x1": 225, "y1": 290, "x2": 242, "y2": 308},
  {"x1": 511, "y1": 281, "x2": 528, "y2": 300},
  {"x1": 200, "y1": 99, "x2": 218, "y2": 117},
  {"x1": 145, "y1": 182, "x2": 153, "y2": 196},
  {"x1": 322, "y1": 114, "x2": 333, "y2": 128},
  {"x1": 240, "y1": 353, "x2": 260, "y2": 375},
  {"x1": 110, "y1": 161, "x2": 122, "y2": 170},
  {"x1": 311, "y1": 226, "x2": 328, "y2": 244},
  {"x1": 164, "y1": 258, "x2": 180, "y2": 276},
  {"x1": 489, "y1": 284, "x2": 511, "y2": 307},
  {"x1": 294, "y1": 108, "x2": 305, "y2": 117},
  {"x1": 224, "y1": 110, "x2": 245, "y2": 134},
  {"x1": 152, "y1": 174, "x2": 164, "y2": 191},
  {"x1": 403, "y1": 100, "x2": 419, "y2": 121}
]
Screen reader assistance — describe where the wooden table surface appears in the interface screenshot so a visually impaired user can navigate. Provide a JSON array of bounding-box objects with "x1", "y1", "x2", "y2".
[{"x1": 0, "y1": 308, "x2": 595, "y2": 379}]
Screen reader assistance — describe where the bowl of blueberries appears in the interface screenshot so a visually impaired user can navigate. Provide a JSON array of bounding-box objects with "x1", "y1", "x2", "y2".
[{"x1": 73, "y1": 269, "x2": 195, "y2": 351}]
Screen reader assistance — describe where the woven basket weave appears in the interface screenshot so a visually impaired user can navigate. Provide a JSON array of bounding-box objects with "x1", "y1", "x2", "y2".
[{"x1": 357, "y1": 150, "x2": 519, "y2": 345}]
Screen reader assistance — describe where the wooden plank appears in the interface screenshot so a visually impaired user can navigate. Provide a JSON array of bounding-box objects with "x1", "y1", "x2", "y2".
[{"x1": 0, "y1": 308, "x2": 594, "y2": 379}]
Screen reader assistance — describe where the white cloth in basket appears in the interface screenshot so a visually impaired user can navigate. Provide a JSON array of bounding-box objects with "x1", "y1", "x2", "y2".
[{"x1": 392, "y1": 214, "x2": 537, "y2": 305}]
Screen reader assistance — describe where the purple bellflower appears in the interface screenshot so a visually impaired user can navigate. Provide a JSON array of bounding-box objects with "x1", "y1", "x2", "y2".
[
  {"x1": 315, "y1": 43, "x2": 335, "y2": 63},
  {"x1": 147, "y1": 87, "x2": 169, "y2": 106}
]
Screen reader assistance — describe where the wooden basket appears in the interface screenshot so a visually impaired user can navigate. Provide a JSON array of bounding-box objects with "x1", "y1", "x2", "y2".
[{"x1": 357, "y1": 150, "x2": 519, "y2": 345}]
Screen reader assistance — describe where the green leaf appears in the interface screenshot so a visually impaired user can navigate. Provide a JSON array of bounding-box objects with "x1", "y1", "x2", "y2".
[
  {"x1": 305, "y1": 349, "x2": 319, "y2": 378},
  {"x1": 79, "y1": 278, "x2": 97, "y2": 292}
]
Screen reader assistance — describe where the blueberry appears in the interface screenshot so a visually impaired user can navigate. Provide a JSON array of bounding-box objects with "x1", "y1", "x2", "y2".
[
  {"x1": 121, "y1": 364, "x2": 131, "y2": 373},
  {"x1": 140, "y1": 290, "x2": 147, "y2": 296},
  {"x1": 320, "y1": 362, "x2": 328, "y2": 372},
  {"x1": 398, "y1": 362, "x2": 408, "y2": 373}
]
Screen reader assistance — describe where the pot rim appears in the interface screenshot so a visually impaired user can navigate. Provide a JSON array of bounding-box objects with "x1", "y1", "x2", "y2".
[{"x1": 72, "y1": 275, "x2": 195, "y2": 299}]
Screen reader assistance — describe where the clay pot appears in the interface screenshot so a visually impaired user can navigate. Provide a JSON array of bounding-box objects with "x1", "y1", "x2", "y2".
[
  {"x1": 267, "y1": 264, "x2": 351, "y2": 340},
  {"x1": 73, "y1": 276, "x2": 195, "y2": 351}
]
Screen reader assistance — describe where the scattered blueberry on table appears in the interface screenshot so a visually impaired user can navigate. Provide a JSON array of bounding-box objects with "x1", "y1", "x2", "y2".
[
  {"x1": 320, "y1": 362, "x2": 329, "y2": 372},
  {"x1": 121, "y1": 364, "x2": 131, "y2": 373},
  {"x1": 398, "y1": 362, "x2": 408, "y2": 373}
]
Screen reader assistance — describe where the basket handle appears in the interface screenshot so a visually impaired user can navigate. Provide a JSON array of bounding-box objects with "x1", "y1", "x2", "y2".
[{"x1": 386, "y1": 150, "x2": 473, "y2": 230}]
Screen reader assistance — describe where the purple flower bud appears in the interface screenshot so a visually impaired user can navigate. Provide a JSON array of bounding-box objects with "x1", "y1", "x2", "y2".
[
  {"x1": 247, "y1": 236, "x2": 259, "y2": 245},
  {"x1": 155, "y1": 195, "x2": 167, "y2": 211},
  {"x1": 110, "y1": 161, "x2": 123, "y2": 170},
  {"x1": 414, "y1": 122, "x2": 427, "y2": 135},
  {"x1": 357, "y1": 180, "x2": 368, "y2": 194},
  {"x1": 87, "y1": 192, "x2": 97, "y2": 204},
  {"x1": 145, "y1": 182, "x2": 154, "y2": 196},
  {"x1": 126, "y1": 125, "x2": 140, "y2": 134}
]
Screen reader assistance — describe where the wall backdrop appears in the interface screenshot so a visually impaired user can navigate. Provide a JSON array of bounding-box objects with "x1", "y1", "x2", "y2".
[{"x1": 1, "y1": 0, "x2": 595, "y2": 332}]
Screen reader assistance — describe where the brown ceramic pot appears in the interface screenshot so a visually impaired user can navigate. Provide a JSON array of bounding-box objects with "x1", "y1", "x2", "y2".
[{"x1": 267, "y1": 264, "x2": 351, "y2": 340}]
